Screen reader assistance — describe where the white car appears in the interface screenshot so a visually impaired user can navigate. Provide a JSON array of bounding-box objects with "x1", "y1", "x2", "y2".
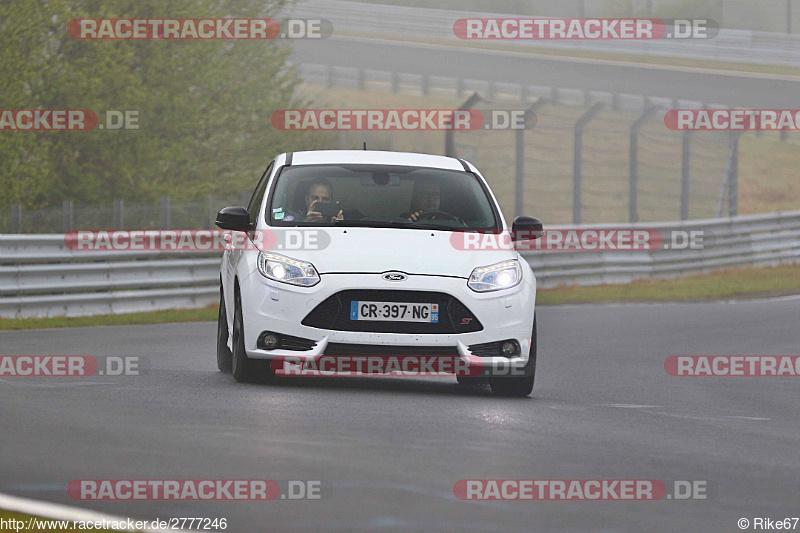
[{"x1": 215, "y1": 150, "x2": 542, "y2": 396}]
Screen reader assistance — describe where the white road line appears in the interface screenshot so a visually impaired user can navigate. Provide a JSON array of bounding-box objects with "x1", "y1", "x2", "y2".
[
  {"x1": 608, "y1": 404, "x2": 664, "y2": 409},
  {"x1": 0, "y1": 492, "x2": 167, "y2": 532}
]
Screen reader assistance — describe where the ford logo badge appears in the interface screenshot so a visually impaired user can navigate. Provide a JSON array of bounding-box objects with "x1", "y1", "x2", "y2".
[{"x1": 383, "y1": 272, "x2": 407, "y2": 282}]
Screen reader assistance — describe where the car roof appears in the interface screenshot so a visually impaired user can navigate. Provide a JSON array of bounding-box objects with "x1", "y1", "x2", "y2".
[{"x1": 287, "y1": 150, "x2": 470, "y2": 172}]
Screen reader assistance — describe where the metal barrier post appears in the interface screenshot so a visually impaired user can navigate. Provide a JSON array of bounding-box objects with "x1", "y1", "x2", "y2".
[
  {"x1": 681, "y1": 131, "x2": 692, "y2": 220},
  {"x1": 11, "y1": 205, "x2": 21, "y2": 233},
  {"x1": 62, "y1": 200, "x2": 73, "y2": 233},
  {"x1": 113, "y1": 199, "x2": 124, "y2": 230},
  {"x1": 629, "y1": 106, "x2": 658, "y2": 223},
  {"x1": 573, "y1": 103, "x2": 604, "y2": 224},
  {"x1": 160, "y1": 196, "x2": 171, "y2": 229},
  {"x1": 515, "y1": 98, "x2": 549, "y2": 219},
  {"x1": 445, "y1": 92, "x2": 481, "y2": 157}
]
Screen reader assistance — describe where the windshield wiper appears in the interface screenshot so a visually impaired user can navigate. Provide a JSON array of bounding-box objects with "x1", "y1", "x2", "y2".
[
  {"x1": 333, "y1": 220, "x2": 412, "y2": 228},
  {"x1": 333, "y1": 219, "x2": 465, "y2": 231}
]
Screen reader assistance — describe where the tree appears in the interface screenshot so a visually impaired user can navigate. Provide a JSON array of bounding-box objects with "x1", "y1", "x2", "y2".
[{"x1": 0, "y1": 0, "x2": 323, "y2": 209}]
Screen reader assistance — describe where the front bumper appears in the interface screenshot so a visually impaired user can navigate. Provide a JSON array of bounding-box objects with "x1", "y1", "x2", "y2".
[{"x1": 237, "y1": 271, "x2": 536, "y2": 374}]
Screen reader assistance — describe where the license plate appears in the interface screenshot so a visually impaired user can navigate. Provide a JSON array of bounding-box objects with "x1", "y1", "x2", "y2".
[{"x1": 350, "y1": 301, "x2": 439, "y2": 323}]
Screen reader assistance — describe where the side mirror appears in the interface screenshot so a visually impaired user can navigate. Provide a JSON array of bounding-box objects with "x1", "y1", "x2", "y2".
[
  {"x1": 512, "y1": 216, "x2": 543, "y2": 242},
  {"x1": 215, "y1": 206, "x2": 252, "y2": 232}
]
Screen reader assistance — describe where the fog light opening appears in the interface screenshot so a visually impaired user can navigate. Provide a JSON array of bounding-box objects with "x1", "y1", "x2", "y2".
[
  {"x1": 262, "y1": 332, "x2": 280, "y2": 350},
  {"x1": 501, "y1": 340, "x2": 520, "y2": 357}
]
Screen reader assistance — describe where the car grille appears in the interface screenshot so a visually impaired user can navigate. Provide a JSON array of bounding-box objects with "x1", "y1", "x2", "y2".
[
  {"x1": 323, "y1": 343, "x2": 460, "y2": 356},
  {"x1": 302, "y1": 290, "x2": 483, "y2": 334}
]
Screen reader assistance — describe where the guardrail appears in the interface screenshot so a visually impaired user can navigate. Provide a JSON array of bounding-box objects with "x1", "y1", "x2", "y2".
[
  {"x1": 293, "y1": 62, "x2": 710, "y2": 112},
  {"x1": 285, "y1": 0, "x2": 800, "y2": 66},
  {"x1": 0, "y1": 236, "x2": 219, "y2": 318},
  {"x1": 523, "y1": 210, "x2": 800, "y2": 287},
  {"x1": 1, "y1": 210, "x2": 799, "y2": 318}
]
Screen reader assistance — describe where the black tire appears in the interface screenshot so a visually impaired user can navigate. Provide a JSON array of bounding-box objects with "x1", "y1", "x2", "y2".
[
  {"x1": 231, "y1": 287, "x2": 273, "y2": 383},
  {"x1": 490, "y1": 315, "x2": 537, "y2": 397},
  {"x1": 216, "y1": 287, "x2": 232, "y2": 373},
  {"x1": 456, "y1": 376, "x2": 483, "y2": 387}
]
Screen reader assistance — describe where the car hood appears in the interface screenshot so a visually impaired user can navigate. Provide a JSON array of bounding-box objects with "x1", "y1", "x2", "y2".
[{"x1": 269, "y1": 227, "x2": 516, "y2": 278}]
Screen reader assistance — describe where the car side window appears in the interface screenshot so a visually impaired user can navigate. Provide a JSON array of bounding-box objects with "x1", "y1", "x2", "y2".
[{"x1": 247, "y1": 161, "x2": 274, "y2": 227}]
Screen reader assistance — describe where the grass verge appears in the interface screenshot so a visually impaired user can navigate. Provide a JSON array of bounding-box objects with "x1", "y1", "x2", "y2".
[
  {"x1": 537, "y1": 263, "x2": 800, "y2": 305},
  {"x1": 0, "y1": 305, "x2": 217, "y2": 331}
]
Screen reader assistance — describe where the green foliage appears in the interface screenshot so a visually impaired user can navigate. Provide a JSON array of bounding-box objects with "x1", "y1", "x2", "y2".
[{"x1": 0, "y1": 0, "x2": 323, "y2": 209}]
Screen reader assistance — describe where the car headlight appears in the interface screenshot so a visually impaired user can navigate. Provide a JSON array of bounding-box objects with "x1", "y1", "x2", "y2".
[
  {"x1": 468, "y1": 260, "x2": 522, "y2": 292},
  {"x1": 257, "y1": 252, "x2": 320, "y2": 287}
]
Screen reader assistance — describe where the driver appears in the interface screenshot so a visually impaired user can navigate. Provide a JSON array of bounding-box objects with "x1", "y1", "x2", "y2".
[
  {"x1": 405, "y1": 182, "x2": 442, "y2": 222},
  {"x1": 404, "y1": 182, "x2": 466, "y2": 226},
  {"x1": 303, "y1": 179, "x2": 343, "y2": 223}
]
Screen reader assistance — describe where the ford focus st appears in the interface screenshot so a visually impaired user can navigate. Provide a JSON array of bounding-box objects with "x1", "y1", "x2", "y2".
[{"x1": 215, "y1": 150, "x2": 542, "y2": 396}]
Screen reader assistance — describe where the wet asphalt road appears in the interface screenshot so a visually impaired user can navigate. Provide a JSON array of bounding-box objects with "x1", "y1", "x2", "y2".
[{"x1": 2, "y1": 298, "x2": 799, "y2": 531}]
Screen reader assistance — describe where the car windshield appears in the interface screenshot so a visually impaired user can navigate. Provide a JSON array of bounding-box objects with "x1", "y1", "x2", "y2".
[{"x1": 267, "y1": 164, "x2": 500, "y2": 231}]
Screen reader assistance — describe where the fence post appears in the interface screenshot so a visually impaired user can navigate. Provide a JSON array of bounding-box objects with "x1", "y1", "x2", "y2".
[
  {"x1": 729, "y1": 132, "x2": 742, "y2": 217},
  {"x1": 681, "y1": 131, "x2": 692, "y2": 221},
  {"x1": 160, "y1": 196, "x2": 171, "y2": 229},
  {"x1": 113, "y1": 199, "x2": 124, "y2": 229},
  {"x1": 11, "y1": 205, "x2": 21, "y2": 233},
  {"x1": 445, "y1": 92, "x2": 481, "y2": 157},
  {"x1": 573, "y1": 103, "x2": 605, "y2": 224},
  {"x1": 717, "y1": 132, "x2": 743, "y2": 217},
  {"x1": 62, "y1": 200, "x2": 73, "y2": 233},
  {"x1": 325, "y1": 65, "x2": 334, "y2": 88},
  {"x1": 629, "y1": 106, "x2": 658, "y2": 223},
  {"x1": 514, "y1": 98, "x2": 549, "y2": 219}
]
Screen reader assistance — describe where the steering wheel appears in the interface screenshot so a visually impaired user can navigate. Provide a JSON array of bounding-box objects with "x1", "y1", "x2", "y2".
[{"x1": 415, "y1": 210, "x2": 460, "y2": 221}]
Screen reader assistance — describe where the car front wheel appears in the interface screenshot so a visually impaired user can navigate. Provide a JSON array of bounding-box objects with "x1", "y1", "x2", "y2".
[
  {"x1": 216, "y1": 287, "x2": 232, "y2": 373},
  {"x1": 490, "y1": 315, "x2": 537, "y2": 397},
  {"x1": 231, "y1": 288, "x2": 273, "y2": 383}
]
